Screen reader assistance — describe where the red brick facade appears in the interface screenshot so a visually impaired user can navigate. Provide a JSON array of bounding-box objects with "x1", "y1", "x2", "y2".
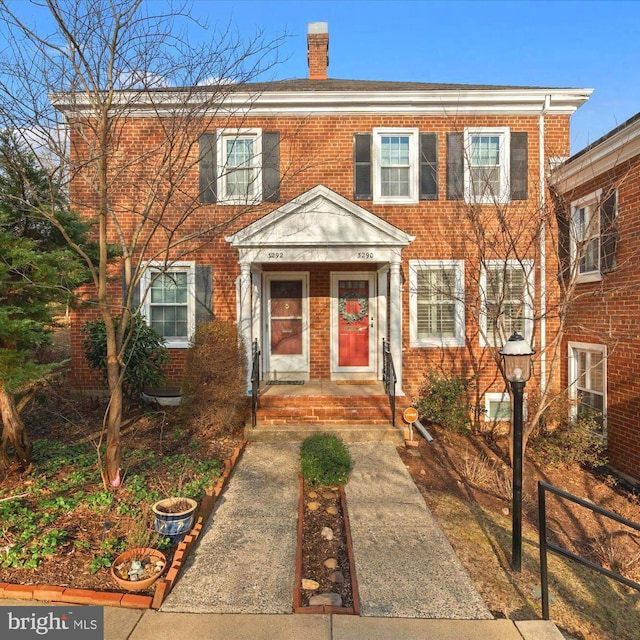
[{"x1": 553, "y1": 116, "x2": 640, "y2": 481}]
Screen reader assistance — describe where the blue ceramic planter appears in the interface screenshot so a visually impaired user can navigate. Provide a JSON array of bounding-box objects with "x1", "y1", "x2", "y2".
[{"x1": 152, "y1": 497, "x2": 197, "y2": 540}]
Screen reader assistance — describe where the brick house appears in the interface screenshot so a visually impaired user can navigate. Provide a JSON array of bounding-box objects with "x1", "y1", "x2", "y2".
[
  {"x1": 60, "y1": 23, "x2": 591, "y2": 436},
  {"x1": 551, "y1": 112, "x2": 640, "y2": 482}
]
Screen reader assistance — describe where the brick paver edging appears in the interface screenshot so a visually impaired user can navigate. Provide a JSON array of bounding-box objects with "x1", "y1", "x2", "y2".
[{"x1": 0, "y1": 439, "x2": 248, "y2": 611}]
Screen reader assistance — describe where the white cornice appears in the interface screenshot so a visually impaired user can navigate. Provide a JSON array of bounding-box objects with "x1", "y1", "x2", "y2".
[
  {"x1": 551, "y1": 116, "x2": 640, "y2": 193},
  {"x1": 50, "y1": 87, "x2": 592, "y2": 119}
]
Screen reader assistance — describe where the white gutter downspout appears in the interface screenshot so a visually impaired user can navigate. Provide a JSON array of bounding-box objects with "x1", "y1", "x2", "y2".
[{"x1": 539, "y1": 95, "x2": 551, "y2": 396}]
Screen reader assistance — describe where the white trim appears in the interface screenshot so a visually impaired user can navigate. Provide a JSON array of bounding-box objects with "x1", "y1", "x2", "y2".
[
  {"x1": 372, "y1": 127, "x2": 419, "y2": 204},
  {"x1": 409, "y1": 260, "x2": 465, "y2": 347},
  {"x1": 330, "y1": 272, "x2": 377, "y2": 375},
  {"x1": 52, "y1": 88, "x2": 592, "y2": 118},
  {"x1": 140, "y1": 261, "x2": 196, "y2": 349},
  {"x1": 216, "y1": 128, "x2": 262, "y2": 205},
  {"x1": 464, "y1": 127, "x2": 510, "y2": 204},
  {"x1": 568, "y1": 341, "x2": 607, "y2": 435},
  {"x1": 484, "y1": 392, "x2": 511, "y2": 422},
  {"x1": 479, "y1": 259, "x2": 535, "y2": 348},
  {"x1": 571, "y1": 189, "x2": 603, "y2": 284}
]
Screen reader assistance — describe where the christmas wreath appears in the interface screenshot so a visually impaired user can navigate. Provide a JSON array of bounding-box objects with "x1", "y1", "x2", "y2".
[{"x1": 339, "y1": 292, "x2": 368, "y2": 324}]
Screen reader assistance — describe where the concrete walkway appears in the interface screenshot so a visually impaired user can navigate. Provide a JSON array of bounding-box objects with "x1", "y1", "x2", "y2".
[{"x1": 162, "y1": 443, "x2": 300, "y2": 614}]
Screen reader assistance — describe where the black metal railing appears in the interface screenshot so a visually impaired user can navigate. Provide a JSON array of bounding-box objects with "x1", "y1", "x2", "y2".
[
  {"x1": 251, "y1": 339, "x2": 260, "y2": 429},
  {"x1": 538, "y1": 481, "x2": 640, "y2": 620},
  {"x1": 382, "y1": 339, "x2": 396, "y2": 428}
]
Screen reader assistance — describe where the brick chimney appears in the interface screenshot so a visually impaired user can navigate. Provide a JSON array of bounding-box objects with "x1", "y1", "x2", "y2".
[{"x1": 307, "y1": 22, "x2": 329, "y2": 80}]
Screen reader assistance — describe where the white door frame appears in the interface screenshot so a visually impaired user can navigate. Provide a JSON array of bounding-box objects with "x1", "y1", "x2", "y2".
[
  {"x1": 330, "y1": 272, "x2": 377, "y2": 377},
  {"x1": 263, "y1": 272, "x2": 310, "y2": 381}
]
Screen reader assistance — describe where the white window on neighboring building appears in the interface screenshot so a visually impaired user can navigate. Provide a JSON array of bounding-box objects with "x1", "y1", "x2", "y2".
[
  {"x1": 409, "y1": 260, "x2": 465, "y2": 347},
  {"x1": 569, "y1": 342, "x2": 607, "y2": 435},
  {"x1": 217, "y1": 129, "x2": 262, "y2": 204},
  {"x1": 373, "y1": 128, "x2": 419, "y2": 204},
  {"x1": 464, "y1": 127, "x2": 510, "y2": 203},
  {"x1": 141, "y1": 262, "x2": 195, "y2": 348},
  {"x1": 485, "y1": 392, "x2": 512, "y2": 422},
  {"x1": 480, "y1": 260, "x2": 534, "y2": 347},
  {"x1": 571, "y1": 190, "x2": 602, "y2": 283}
]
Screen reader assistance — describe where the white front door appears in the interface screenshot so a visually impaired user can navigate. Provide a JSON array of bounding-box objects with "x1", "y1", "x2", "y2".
[
  {"x1": 331, "y1": 272, "x2": 377, "y2": 377},
  {"x1": 264, "y1": 273, "x2": 309, "y2": 381}
]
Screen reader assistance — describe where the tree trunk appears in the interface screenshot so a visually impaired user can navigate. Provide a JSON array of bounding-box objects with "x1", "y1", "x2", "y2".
[
  {"x1": 0, "y1": 382, "x2": 32, "y2": 471},
  {"x1": 103, "y1": 343, "x2": 124, "y2": 488}
]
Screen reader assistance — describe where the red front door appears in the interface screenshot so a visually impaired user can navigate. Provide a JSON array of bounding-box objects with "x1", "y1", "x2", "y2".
[{"x1": 338, "y1": 279, "x2": 370, "y2": 367}]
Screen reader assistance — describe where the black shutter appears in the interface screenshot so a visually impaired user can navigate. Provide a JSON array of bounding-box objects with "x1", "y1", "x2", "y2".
[
  {"x1": 262, "y1": 132, "x2": 280, "y2": 202},
  {"x1": 510, "y1": 132, "x2": 528, "y2": 201},
  {"x1": 419, "y1": 133, "x2": 438, "y2": 200},
  {"x1": 122, "y1": 264, "x2": 140, "y2": 312},
  {"x1": 354, "y1": 133, "x2": 372, "y2": 200},
  {"x1": 199, "y1": 133, "x2": 217, "y2": 203},
  {"x1": 195, "y1": 265, "x2": 214, "y2": 325},
  {"x1": 600, "y1": 189, "x2": 618, "y2": 274},
  {"x1": 446, "y1": 132, "x2": 464, "y2": 200}
]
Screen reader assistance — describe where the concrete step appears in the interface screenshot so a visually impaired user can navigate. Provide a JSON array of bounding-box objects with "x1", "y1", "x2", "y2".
[{"x1": 244, "y1": 422, "x2": 405, "y2": 444}]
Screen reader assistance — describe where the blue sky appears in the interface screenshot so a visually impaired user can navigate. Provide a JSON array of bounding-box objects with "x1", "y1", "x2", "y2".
[
  {"x1": 182, "y1": 0, "x2": 640, "y2": 154},
  {"x1": 9, "y1": 0, "x2": 640, "y2": 154}
]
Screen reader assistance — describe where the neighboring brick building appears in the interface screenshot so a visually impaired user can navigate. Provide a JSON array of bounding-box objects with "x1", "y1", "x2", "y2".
[
  {"x1": 552, "y1": 112, "x2": 640, "y2": 482},
  {"x1": 57, "y1": 23, "x2": 591, "y2": 431}
]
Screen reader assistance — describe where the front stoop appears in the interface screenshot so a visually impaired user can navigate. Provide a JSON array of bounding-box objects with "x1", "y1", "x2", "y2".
[{"x1": 246, "y1": 393, "x2": 409, "y2": 444}]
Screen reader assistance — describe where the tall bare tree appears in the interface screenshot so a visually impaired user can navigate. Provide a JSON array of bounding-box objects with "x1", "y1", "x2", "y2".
[{"x1": 0, "y1": 0, "x2": 290, "y2": 486}]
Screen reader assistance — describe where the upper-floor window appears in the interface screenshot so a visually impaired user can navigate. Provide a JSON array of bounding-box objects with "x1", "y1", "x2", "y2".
[
  {"x1": 199, "y1": 130, "x2": 280, "y2": 205},
  {"x1": 480, "y1": 260, "x2": 534, "y2": 347},
  {"x1": 354, "y1": 130, "x2": 437, "y2": 203},
  {"x1": 409, "y1": 260, "x2": 465, "y2": 347},
  {"x1": 373, "y1": 128, "x2": 419, "y2": 204},
  {"x1": 569, "y1": 189, "x2": 618, "y2": 283},
  {"x1": 464, "y1": 127, "x2": 510, "y2": 203}
]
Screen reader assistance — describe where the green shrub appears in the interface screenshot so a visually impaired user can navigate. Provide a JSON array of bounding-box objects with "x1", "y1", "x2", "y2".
[
  {"x1": 414, "y1": 368, "x2": 471, "y2": 433},
  {"x1": 532, "y1": 411, "x2": 608, "y2": 468},
  {"x1": 181, "y1": 320, "x2": 248, "y2": 435},
  {"x1": 300, "y1": 433, "x2": 352, "y2": 486},
  {"x1": 82, "y1": 315, "x2": 168, "y2": 400}
]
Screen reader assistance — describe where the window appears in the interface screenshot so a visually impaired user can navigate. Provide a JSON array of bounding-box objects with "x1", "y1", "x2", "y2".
[
  {"x1": 569, "y1": 189, "x2": 618, "y2": 283},
  {"x1": 480, "y1": 260, "x2": 534, "y2": 347},
  {"x1": 464, "y1": 127, "x2": 510, "y2": 203},
  {"x1": 569, "y1": 343, "x2": 606, "y2": 435},
  {"x1": 217, "y1": 129, "x2": 262, "y2": 204},
  {"x1": 373, "y1": 128, "x2": 419, "y2": 203},
  {"x1": 485, "y1": 393, "x2": 511, "y2": 422},
  {"x1": 141, "y1": 262, "x2": 195, "y2": 348},
  {"x1": 409, "y1": 260, "x2": 465, "y2": 347}
]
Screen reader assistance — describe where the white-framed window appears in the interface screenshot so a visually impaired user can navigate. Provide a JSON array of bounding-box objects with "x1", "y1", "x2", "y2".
[
  {"x1": 568, "y1": 342, "x2": 607, "y2": 435},
  {"x1": 571, "y1": 189, "x2": 602, "y2": 283},
  {"x1": 484, "y1": 392, "x2": 511, "y2": 422},
  {"x1": 464, "y1": 127, "x2": 510, "y2": 203},
  {"x1": 409, "y1": 260, "x2": 465, "y2": 347},
  {"x1": 372, "y1": 127, "x2": 419, "y2": 204},
  {"x1": 217, "y1": 128, "x2": 262, "y2": 204},
  {"x1": 141, "y1": 261, "x2": 196, "y2": 348},
  {"x1": 480, "y1": 260, "x2": 534, "y2": 347}
]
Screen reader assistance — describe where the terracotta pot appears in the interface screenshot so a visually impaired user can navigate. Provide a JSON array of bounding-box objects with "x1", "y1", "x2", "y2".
[
  {"x1": 110, "y1": 547, "x2": 166, "y2": 592},
  {"x1": 152, "y1": 497, "x2": 198, "y2": 540}
]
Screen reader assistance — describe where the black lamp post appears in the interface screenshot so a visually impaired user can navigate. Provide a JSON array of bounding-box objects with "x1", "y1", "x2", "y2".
[{"x1": 499, "y1": 332, "x2": 535, "y2": 572}]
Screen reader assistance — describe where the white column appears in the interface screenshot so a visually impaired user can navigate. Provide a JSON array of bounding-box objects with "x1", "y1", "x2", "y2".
[
  {"x1": 389, "y1": 259, "x2": 403, "y2": 394},
  {"x1": 238, "y1": 262, "x2": 253, "y2": 393}
]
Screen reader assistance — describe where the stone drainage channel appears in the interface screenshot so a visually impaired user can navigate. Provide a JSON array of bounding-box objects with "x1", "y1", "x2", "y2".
[{"x1": 294, "y1": 477, "x2": 360, "y2": 614}]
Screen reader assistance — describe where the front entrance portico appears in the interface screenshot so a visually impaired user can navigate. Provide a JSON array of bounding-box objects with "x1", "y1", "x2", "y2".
[{"x1": 226, "y1": 185, "x2": 414, "y2": 392}]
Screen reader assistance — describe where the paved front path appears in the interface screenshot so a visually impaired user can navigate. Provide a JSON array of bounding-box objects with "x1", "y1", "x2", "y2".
[
  {"x1": 161, "y1": 443, "x2": 300, "y2": 613},
  {"x1": 345, "y1": 442, "x2": 492, "y2": 618}
]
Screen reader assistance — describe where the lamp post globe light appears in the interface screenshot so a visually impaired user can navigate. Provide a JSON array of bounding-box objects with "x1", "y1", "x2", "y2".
[{"x1": 499, "y1": 332, "x2": 535, "y2": 572}]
